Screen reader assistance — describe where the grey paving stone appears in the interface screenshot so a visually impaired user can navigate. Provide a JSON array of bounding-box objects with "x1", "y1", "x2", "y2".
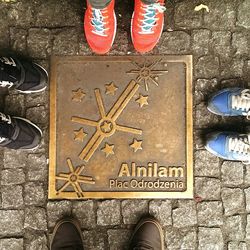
[
  {"x1": 97, "y1": 200, "x2": 120, "y2": 226},
  {"x1": 195, "y1": 150, "x2": 220, "y2": 177},
  {"x1": 3, "y1": 149, "x2": 27, "y2": 169},
  {"x1": 149, "y1": 200, "x2": 172, "y2": 226},
  {"x1": 52, "y1": 28, "x2": 79, "y2": 56},
  {"x1": 47, "y1": 201, "x2": 72, "y2": 228},
  {"x1": 223, "y1": 215, "x2": 245, "y2": 241},
  {"x1": 246, "y1": 214, "x2": 250, "y2": 240},
  {"x1": 10, "y1": 27, "x2": 27, "y2": 54},
  {"x1": 245, "y1": 165, "x2": 250, "y2": 185},
  {"x1": 108, "y1": 229, "x2": 131, "y2": 250},
  {"x1": 1, "y1": 168, "x2": 25, "y2": 185},
  {"x1": 204, "y1": 0, "x2": 236, "y2": 29},
  {"x1": 191, "y1": 29, "x2": 211, "y2": 56},
  {"x1": 211, "y1": 31, "x2": 232, "y2": 58},
  {"x1": 221, "y1": 161, "x2": 244, "y2": 186},
  {"x1": 195, "y1": 177, "x2": 221, "y2": 200},
  {"x1": 194, "y1": 78, "x2": 218, "y2": 105},
  {"x1": 228, "y1": 242, "x2": 248, "y2": 250},
  {"x1": 24, "y1": 182, "x2": 45, "y2": 206},
  {"x1": 82, "y1": 230, "x2": 106, "y2": 250},
  {"x1": 0, "y1": 210, "x2": 24, "y2": 236},
  {"x1": 1, "y1": 185, "x2": 23, "y2": 209},
  {"x1": 158, "y1": 31, "x2": 191, "y2": 54},
  {"x1": 221, "y1": 188, "x2": 245, "y2": 216},
  {"x1": 27, "y1": 29, "x2": 51, "y2": 58},
  {"x1": 24, "y1": 207, "x2": 47, "y2": 231},
  {"x1": 221, "y1": 58, "x2": 244, "y2": 78},
  {"x1": 25, "y1": 91, "x2": 48, "y2": 108},
  {"x1": 195, "y1": 56, "x2": 220, "y2": 78},
  {"x1": 4, "y1": 94, "x2": 25, "y2": 116},
  {"x1": 174, "y1": 0, "x2": 203, "y2": 28},
  {"x1": 35, "y1": 0, "x2": 81, "y2": 27},
  {"x1": 109, "y1": 31, "x2": 130, "y2": 55},
  {"x1": 25, "y1": 234, "x2": 48, "y2": 250},
  {"x1": 195, "y1": 102, "x2": 220, "y2": 128},
  {"x1": 0, "y1": 238, "x2": 23, "y2": 250},
  {"x1": 72, "y1": 201, "x2": 96, "y2": 229},
  {"x1": 26, "y1": 154, "x2": 48, "y2": 182},
  {"x1": 244, "y1": 187, "x2": 250, "y2": 212},
  {"x1": 237, "y1": 0, "x2": 250, "y2": 28},
  {"x1": 197, "y1": 201, "x2": 223, "y2": 227},
  {"x1": 198, "y1": 227, "x2": 223, "y2": 250},
  {"x1": 232, "y1": 32, "x2": 249, "y2": 57},
  {"x1": 26, "y1": 106, "x2": 48, "y2": 124},
  {"x1": 165, "y1": 227, "x2": 197, "y2": 250},
  {"x1": 122, "y1": 200, "x2": 148, "y2": 225},
  {"x1": 172, "y1": 200, "x2": 197, "y2": 228}
]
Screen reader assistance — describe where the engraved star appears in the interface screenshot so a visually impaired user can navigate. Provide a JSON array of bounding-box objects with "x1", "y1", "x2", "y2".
[
  {"x1": 101, "y1": 121, "x2": 112, "y2": 133},
  {"x1": 130, "y1": 139, "x2": 143, "y2": 152},
  {"x1": 72, "y1": 88, "x2": 86, "y2": 102},
  {"x1": 74, "y1": 128, "x2": 87, "y2": 142},
  {"x1": 101, "y1": 143, "x2": 114, "y2": 157},
  {"x1": 105, "y1": 82, "x2": 118, "y2": 95},
  {"x1": 136, "y1": 94, "x2": 149, "y2": 108}
]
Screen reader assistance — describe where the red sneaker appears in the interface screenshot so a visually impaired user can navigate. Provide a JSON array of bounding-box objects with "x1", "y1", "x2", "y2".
[
  {"x1": 131, "y1": 0, "x2": 166, "y2": 53},
  {"x1": 84, "y1": 0, "x2": 116, "y2": 54}
]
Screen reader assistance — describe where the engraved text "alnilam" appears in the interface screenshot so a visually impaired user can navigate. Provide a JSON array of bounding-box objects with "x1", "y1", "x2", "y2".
[{"x1": 118, "y1": 162, "x2": 184, "y2": 178}]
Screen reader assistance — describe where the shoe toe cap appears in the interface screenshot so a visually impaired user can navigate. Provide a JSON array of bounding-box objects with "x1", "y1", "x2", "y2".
[{"x1": 206, "y1": 132, "x2": 228, "y2": 158}]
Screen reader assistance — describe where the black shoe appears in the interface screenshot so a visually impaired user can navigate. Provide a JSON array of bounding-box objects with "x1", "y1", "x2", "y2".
[
  {"x1": 129, "y1": 217, "x2": 164, "y2": 250},
  {"x1": 0, "y1": 112, "x2": 42, "y2": 150},
  {"x1": 50, "y1": 218, "x2": 84, "y2": 250},
  {"x1": 0, "y1": 56, "x2": 47, "y2": 93}
]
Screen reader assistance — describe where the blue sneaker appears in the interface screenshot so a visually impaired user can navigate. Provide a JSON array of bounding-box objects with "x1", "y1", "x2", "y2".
[
  {"x1": 207, "y1": 88, "x2": 250, "y2": 118},
  {"x1": 205, "y1": 131, "x2": 250, "y2": 163}
]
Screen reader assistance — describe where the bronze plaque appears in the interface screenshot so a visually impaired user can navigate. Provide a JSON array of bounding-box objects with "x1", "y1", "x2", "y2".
[{"x1": 49, "y1": 55, "x2": 193, "y2": 199}]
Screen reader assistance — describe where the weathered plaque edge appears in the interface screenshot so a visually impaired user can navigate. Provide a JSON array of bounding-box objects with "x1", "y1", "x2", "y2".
[{"x1": 48, "y1": 55, "x2": 193, "y2": 200}]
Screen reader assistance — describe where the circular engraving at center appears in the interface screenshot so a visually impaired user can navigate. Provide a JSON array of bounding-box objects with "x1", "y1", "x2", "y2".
[
  {"x1": 98, "y1": 119, "x2": 116, "y2": 137},
  {"x1": 140, "y1": 68, "x2": 151, "y2": 78},
  {"x1": 70, "y1": 174, "x2": 77, "y2": 182}
]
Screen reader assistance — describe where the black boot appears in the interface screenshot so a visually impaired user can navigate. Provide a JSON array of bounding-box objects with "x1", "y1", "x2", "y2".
[
  {"x1": 50, "y1": 218, "x2": 84, "y2": 250},
  {"x1": 129, "y1": 217, "x2": 164, "y2": 250}
]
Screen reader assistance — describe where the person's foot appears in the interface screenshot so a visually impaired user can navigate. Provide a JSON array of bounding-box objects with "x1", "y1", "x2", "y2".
[
  {"x1": 0, "y1": 112, "x2": 42, "y2": 150},
  {"x1": 131, "y1": 0, "x2": 166, "y2": 53},
  {"x1": 207, "y1": 88, "x2": 250, "y2": 119},
  {"x1": 50, "y1": 218, "x2": 84, "y2": 250},
  {"x1": 205, "y1": 131, "x2": 250, "y2": 163},
  {"x1": 0, "y1": 56, "x2": 47, "y2": 93},
  {"x1": 84, "y1": 0, "x2": 116, "y2": 54},
  {"x1": 129, "y1": 217, "x2": 164, "y2": 250}
]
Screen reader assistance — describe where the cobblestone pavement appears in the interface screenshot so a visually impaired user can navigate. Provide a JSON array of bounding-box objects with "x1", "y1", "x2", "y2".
[{"x1": 0, "y1": 0, "x2": 250, "y2": 249}]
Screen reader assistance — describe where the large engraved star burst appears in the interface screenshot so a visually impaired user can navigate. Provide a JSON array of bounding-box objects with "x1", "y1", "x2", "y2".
[
  {"x1": 56, "y1": 158, "x2": 95, "y2": 198},
  {"x1": 71, "y1": 80, "x2": 142, "y2": 162},
  {"x1": 127, "y1": 59, "x2": 168, "y2": 91}
]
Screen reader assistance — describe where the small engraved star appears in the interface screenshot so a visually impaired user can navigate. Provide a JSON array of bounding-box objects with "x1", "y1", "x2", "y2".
[
  {"x1": 74, "y1": 128, "x2": 87, "y2": 142},
  {"x1": 101, "y1": 121, "x2": 112, "y2": 133},
  {"x1": 72, "y1": 88, "x2": 86, "y2": 102},
  {"x1": 105, "y1": 82, "x2": 118, "y2": 95},
  {"x1": 101, "y1": 143, "x2": 115, "y2": 157},
  {"x1": 136, "y1": 94, "x2": 149, "y2": 108},
  {"x1": 130, "y1": 139, "x2": 143, "y2": 152}
]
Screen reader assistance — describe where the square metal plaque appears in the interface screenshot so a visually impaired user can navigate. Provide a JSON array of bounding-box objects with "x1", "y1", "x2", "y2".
[{"x1": 49, "y1": 55, "x2": 193, "y2": 199}]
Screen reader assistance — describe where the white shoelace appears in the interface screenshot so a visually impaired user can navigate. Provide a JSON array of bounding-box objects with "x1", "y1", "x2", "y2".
[
  {"x1": 139, "y1": 3, "x2": 166, "y2": 34},
  {"x1": 0, "y1": 113, "x2": 12, "y2": 143},
  {"x1": 91, "y1": 8, "x2": 108, "y2": 37},
  {"x1": 228, "y1": 135, "x2": 250, "y2": 164},
  {"x1": 232, "y1": 89, "x2": 250, "y2": 119},
  {"x1": 0, "y1": 80, "x2": 14, "y2": 88}
]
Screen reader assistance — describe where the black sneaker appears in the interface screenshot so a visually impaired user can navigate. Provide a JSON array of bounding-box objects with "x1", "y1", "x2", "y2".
[
  {"x1": 0, "y1": 112, "x2": 42, "y2": 150},
  {"x1": 129, "y1": 217, "x2": 164, "y2": 250},
  {"x1": 50, "y1": 218, "x2": 84, "y2": 250},
  {"x1": 0, "y1": 56, "x2": 47, "y2": 93}
]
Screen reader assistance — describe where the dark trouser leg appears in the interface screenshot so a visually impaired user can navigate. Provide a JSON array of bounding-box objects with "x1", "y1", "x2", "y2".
[
  {"x1": 88, "y1": 0, "x2": 111, "y2": 9},
  {"x1": 142, "y1": 0, "x2": 157, "y2": 4}
]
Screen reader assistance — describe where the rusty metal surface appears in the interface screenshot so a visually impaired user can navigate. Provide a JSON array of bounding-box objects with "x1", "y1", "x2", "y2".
[{"x1": 49, "y1": 55, "x2": 193, "y2": 199}]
